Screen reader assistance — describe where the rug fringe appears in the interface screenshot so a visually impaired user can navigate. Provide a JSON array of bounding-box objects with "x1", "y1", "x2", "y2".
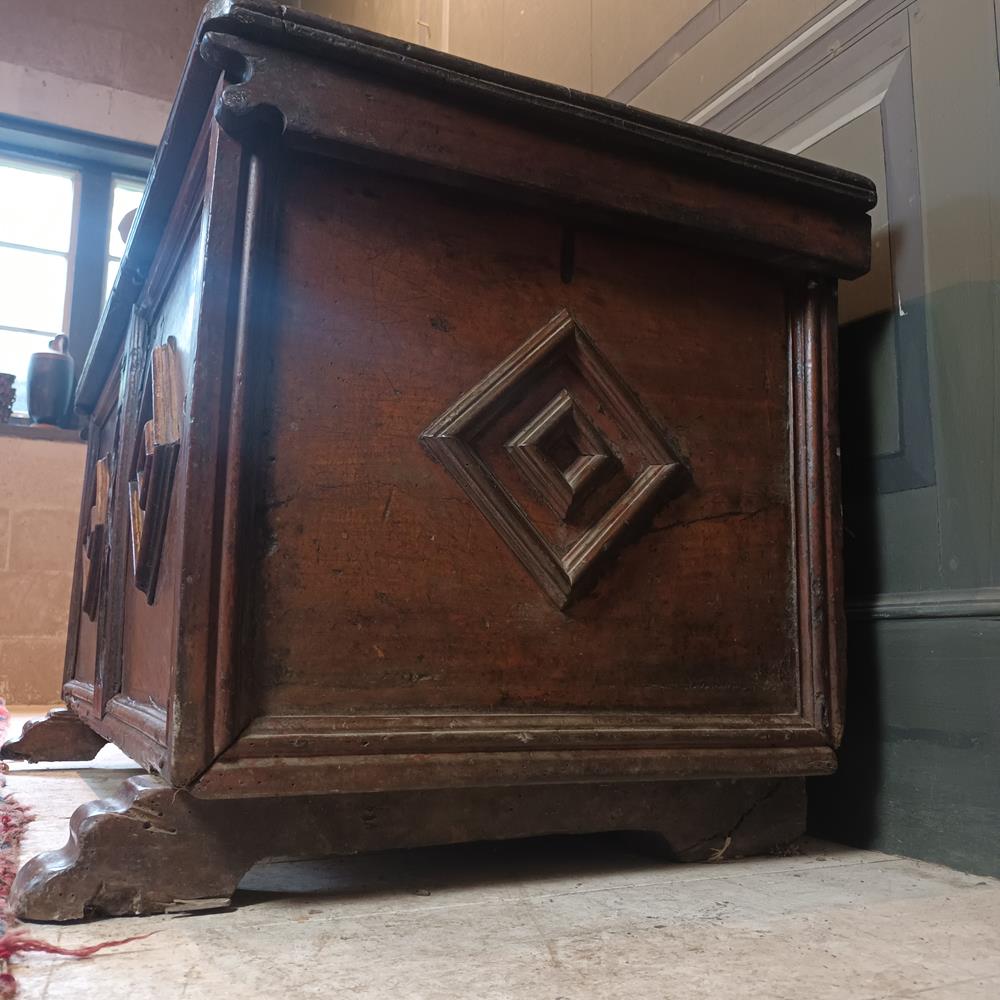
[{"x1": 0, "y1": 701, "x2": 151, "y2": 997}]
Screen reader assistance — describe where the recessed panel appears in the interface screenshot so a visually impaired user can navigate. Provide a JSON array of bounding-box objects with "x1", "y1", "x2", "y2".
[{"x1": 252, "y1": 155, "x2": 797, "y2": 717}]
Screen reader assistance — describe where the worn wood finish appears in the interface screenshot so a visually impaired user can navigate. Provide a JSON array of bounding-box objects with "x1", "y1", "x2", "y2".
[
  {"x1": 30, "y1": 0, "x2": 872, "y2": 919},
  {"x1": 62, "y1": 348, "x2": 124, "y2": 701},
  {"x1": 207, "y1": 32, "x2": 871, "y2": 280},
  {"x1": 80, "y1": 455, "x2": 111, "y2": 621},
  {"x1": 0, "y1": 710, "x2": 107, "y2": 764},
  {"x1": 11, "y1": 774, "x2": 804, "y2": 921},
  {"x1": 127, "y1": 339, "x2": 183, "y2": 602}
]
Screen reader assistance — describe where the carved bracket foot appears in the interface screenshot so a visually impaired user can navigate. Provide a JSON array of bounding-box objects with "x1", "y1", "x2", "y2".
[
  {"x1": 1, "y1": 709, "x2": 108, "y2": 764},
  {"x1": 10, "y1": 776, "x2": 262, "y2": 921},
  {"x1": 11, "y1": 775, "x2": 806, "y2": 922}
]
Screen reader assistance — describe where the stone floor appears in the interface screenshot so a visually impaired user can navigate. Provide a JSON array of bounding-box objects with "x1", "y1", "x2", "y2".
[{"x1": 5, "y1": 708, "x2": 1000, "y2": 999}]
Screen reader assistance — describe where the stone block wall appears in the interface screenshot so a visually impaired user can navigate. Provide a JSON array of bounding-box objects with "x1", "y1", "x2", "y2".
[{"x1": 0, "y1": 436, "x2": 86, "y2": 704}]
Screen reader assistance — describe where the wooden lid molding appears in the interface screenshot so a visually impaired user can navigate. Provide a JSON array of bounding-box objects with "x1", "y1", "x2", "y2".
[{"x1": 76, "y1": 0, "x2": 875, "y2": 411}]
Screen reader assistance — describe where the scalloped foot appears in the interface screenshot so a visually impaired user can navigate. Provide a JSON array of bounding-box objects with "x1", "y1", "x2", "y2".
[
  {"x1": 9, "y1": 776, "x2": 260, "y2": 921},
  {"x1": 1, "y1": 708, "x2": 107, "y2": 764}
]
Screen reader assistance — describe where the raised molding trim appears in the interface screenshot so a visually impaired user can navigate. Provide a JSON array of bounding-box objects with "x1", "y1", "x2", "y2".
[
  {"x1": 607, "y1": 0, "x2": 752, "y2": 104},
  {"x1": 848, "y1": 588, "x2": 1000, "y2": 620},
  {"x1": 106, "y1": 695, "x2": 168, "y2": 747},
  {"x1": 194, "y1": 745, "x2": 838, "y2": 798},
  {"x1": 505, "y1": 388, "x2": 619, "y2": 521},
  {"x1": 200, "y1": 27, "x2": 876, "y2": 283},
  {"x1": 228, "y1": 711, "x2": 830, "y2": 759},
  {"x1": 766, "y1": 52, "x2": 905, "y2": 155},
  {"x1": 686, "y1": 0, "x2": 873, "y2": 125}
]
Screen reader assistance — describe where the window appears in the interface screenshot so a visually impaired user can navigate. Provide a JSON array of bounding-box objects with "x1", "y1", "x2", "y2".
[
  {"x1": 0, "y1": 115, "x2": 153, "y2": 424},
  {"x1": 0, "y1": 157, "x2": 78, "y2": 413},
  {"x1": 105, "y1": 178, "x2": 145, "y2": 303}
]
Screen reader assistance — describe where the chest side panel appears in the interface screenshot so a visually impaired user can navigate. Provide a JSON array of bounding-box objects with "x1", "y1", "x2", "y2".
[{"x1": 250, "y1": 156, "x2": 797, "y2": 719}]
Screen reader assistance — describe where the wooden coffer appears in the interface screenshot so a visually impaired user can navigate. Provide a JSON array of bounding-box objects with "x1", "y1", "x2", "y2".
[{"x1": 65, "y1": 4, "x2": 873, "y2": 809}]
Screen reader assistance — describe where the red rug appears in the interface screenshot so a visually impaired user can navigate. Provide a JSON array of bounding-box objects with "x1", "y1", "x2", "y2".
[{"x1": 0, "y1": 702, "x2": 147, "y2": 997}]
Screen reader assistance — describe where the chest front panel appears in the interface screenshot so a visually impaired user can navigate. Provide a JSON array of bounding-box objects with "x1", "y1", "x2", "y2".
[{"x1": 250, "y1": 157, "x2": 797, "y2": 721}]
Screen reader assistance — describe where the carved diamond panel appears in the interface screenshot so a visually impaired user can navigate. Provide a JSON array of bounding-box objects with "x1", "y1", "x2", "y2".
[
  {"x1": 506, "y1": 388, "x2": 621, "y2": 522},
  {"x1": 421, "y1": 309, "x2": 688, "y2": 609}
]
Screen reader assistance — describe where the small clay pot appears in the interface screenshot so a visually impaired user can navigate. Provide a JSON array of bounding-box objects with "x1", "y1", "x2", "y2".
[{"x1": 27, "y1": 335, "x2": 74, "y2": 425}]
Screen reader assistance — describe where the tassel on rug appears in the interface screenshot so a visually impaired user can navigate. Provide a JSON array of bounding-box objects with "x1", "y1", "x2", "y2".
[{"x1": 0, "y1": 701, "x2": 150, "y2": 996}]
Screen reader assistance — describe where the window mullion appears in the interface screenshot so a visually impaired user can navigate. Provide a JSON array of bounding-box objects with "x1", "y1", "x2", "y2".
[
  {"x1": 67, "y1": 165, "x2": 113, "y2": 413},
  {"x1": 0, "y1": 238, "x2": 69, "y2": 258}
]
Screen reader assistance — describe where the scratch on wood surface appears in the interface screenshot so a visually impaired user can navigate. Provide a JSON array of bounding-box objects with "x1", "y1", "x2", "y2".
[
  {"x1": 649, "y1": 504, "x2": 777, "y2": 535},
  {"x1": 382, "y1": 486, "x2": 396, "y2": 522}
]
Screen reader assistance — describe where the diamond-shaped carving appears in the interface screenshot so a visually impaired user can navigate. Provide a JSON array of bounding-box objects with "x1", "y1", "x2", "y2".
[
  {"x1": 506, "y1": 389, "x2": 619, "y2": 520},
  {"x1": 421, "y1": 309, "x2": 688, "y2": 608}
]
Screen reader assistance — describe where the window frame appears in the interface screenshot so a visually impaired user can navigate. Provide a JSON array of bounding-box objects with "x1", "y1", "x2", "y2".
[{"x1": 0, "y1": 113, "x2": 154, "y2": 435}]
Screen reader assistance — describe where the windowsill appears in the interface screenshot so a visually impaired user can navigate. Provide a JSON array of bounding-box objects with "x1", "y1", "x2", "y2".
[{"x1": 0, "y1": 418, "x2": 84, "y2": 443}]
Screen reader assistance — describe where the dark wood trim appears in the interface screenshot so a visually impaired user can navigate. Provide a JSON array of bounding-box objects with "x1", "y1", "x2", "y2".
[
  {"x1": 61, "y1": 364, "x2": 122, "y2": 696},
  {"x1": 84, "y1": 119, "x2": 216, "y2": 777},
  {"x1": 106, "y1": 695, "x2": 168, "y2": 747},
  {"x1": 63, "y1": 679, "x2": 95, "y2": 706},
  {"x1": 92, "y1": 311, "x2": 145, "y2": 718},
  {"x1": 169, "y1": 121, "x2": 256, "y2": 786},
  {"x1": 205, "y1": 1, "x2": 873, "y2": 209},
  {"x1": 206, "y1": 32, "x2": 872, "y2": 281},
  {"x1": 224, "y1": 713, "x2": 829, "y2": 760},
  {"x1": 789, "y1": 278, "x2": 845, "y2": 746},
  {"x1": 208, "y1": 140, "x2": 281, "y2": 766},
  {"x1": 135, "y1": 119, "x2": 211, "y2": 321},
  {"x1": 192, "y1": 745, "x2": 837, "y2": 798},
  {"x1": 64, "y1": 691, "x2": 168, "y2": 775}
]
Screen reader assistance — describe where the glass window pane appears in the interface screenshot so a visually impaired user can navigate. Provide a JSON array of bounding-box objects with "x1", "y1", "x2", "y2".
[
  {"x1": 105, "y1": 257, "x2": 120, "y2": 302},
  {"x1": 0, "y1": 245, "x2": 68, "y2": 333},
  {"x1": 0, "y1": 159, "x2": 76, "y2": 253},
  {"x1": 107, "y1": 179, "x2": 144, "y2": 258},
  {"x1": 0, "y1": 328, "x2": 51, "y2": 416}
]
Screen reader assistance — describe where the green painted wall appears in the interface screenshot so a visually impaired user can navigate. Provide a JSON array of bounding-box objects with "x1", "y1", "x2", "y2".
[
  {"x1": 809, "y1": 1, "x2": 1000, "y2": 877},
  {"x1": 811, "y1": 618, "x2": 1000, "y2": 877}
]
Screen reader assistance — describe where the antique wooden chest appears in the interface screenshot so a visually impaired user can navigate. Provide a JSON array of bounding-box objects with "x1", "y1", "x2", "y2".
[{"x1": 7, "y1": 0, "x2": 873, "y2": 919}]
